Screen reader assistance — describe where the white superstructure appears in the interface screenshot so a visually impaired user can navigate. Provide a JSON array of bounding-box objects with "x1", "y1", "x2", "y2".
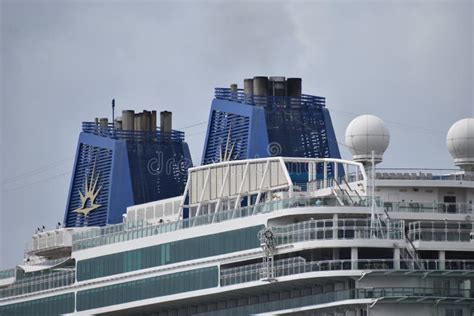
[{"x1": 1, "y1": 117, "x2": 474, "y2": 316}]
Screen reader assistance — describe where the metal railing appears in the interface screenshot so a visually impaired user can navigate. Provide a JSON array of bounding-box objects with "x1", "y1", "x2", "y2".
[
  {"x1": 214, "y1": 88, "x2": 326, "y2": 109},
  {"x1": 364, "y1": 287, "x2": 471, "y2": 298},
  {"x1": 272, "y1": 218, "x2": 404, "y2": 245},
  {"x1": 0, "y1": 270, "x2": 74, "y2": 299},
  {"x1": 385, "y1": 201, "x2": 473, "y2": 215},
  {"x1": 408, "y1": 221, "x2": 473, "y2": 242},
  {"x1": 26, "y1": 230, "x2": 71, "y2": 254},
  {"x1": 72, "y1": 195, "x2": 379, "y2": 251},
  {"x1": 82, "y1": 122, "x2": 185, "y2": 142},
  {"x1": 298, "y1": 178, "x2": 364, "y2": 193},
  {"x1": 71, "y1": 195, "x2": 474, "y2": 252},
  {"x1": 375, "y1": 168, "x2": 474, "y2": 181},
  {"x1": 220, "y1": 258, "x2": 474, "y2": 287},
  {"x1": 195, "y1": 287, "x2": 473, "y2": 315}
]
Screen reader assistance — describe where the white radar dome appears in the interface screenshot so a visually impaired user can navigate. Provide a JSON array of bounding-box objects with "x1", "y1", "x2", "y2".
[
  {"x1": 345, "y1": 114, "x2": 390, "y2": 164},
  {"x1": 447, "y1": 118, "x2": 474, "y2": 170}
]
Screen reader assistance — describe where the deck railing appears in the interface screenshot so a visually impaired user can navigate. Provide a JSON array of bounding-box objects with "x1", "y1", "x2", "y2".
[
  {"x1": 0, "y1": 269, "x2": 15, "y2": 280},
  {"x1": 71, "y1": 196, "x2": 473, "y2": 252},
  {"x1": 385, "y1": 201, "x2": 473, "y2": 215},
  {"x1": 0, "y1": 270, "x2": 74, "y2": 300},
  {"x1": 26, "y1": 230, "x2": 71, "y2": 255},
  {"x1": 194, "y1": 287, "x2": 473, "y2": 315},
  {"x1": 82, "y1": 122, "x2": 185, "y2": 142},
  {"x1": 220, "y1": 258, "x2": 474, "y2": 287},
  {"x1": 408, "y1": 221, "x2": 473, "y2": 242},
  {"x1": 214, "y1": 88, "x2": 326, "y2": 109},
  {"x1": 72, "y1": 195, "x2": 378, "y2": 251},
  {"x1": 3, "y1": 256, "x2": 473, "y2": 300},
  {"x1": 375, "y1": 168, "x2": 474, "y2": 181},
  {"x1": 272, "y1": 218, "x2": 404, "y2": 245}
]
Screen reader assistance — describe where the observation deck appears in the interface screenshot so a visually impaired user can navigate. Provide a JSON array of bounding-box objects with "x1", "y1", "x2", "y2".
[
  {"x1": 26, "y1": 227, "x2": 90, "y2": 258},
  {"x1": 71, "y1": 195, "x2": 378, "y2": 251}
]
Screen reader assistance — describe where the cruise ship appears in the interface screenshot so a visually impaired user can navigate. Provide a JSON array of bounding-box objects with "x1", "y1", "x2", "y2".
[{"x1": 0, "y1": 76, "x2": 473, "y2": 316}]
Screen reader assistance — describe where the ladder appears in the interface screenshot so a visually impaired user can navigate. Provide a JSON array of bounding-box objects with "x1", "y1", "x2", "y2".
[
  {"x1": 382, "y1": 208, "x2": 422, "y2": 269},
  {"x1": 258, "y1": 228, "x2": 277, "y2": 282}
]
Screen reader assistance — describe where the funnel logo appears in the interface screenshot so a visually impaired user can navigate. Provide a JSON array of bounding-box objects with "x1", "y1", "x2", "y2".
[
  {"x1": 75, "y1": 167, "x2": 102, "y2": 217},
  {"x1": 219, "y1": 128, "x2": 236, "y2": 162}
]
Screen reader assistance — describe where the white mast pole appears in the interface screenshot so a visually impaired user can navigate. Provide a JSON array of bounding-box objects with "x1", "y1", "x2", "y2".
[{"x1": 371, "y1": 150, "x2": 375, "y2": 237}]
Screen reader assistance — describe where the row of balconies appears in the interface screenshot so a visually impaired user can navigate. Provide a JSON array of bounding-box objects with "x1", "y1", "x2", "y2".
[
  {"x1": 70, "y1": 196, "x2": 473, "y2": 252},
  {"x1": 220, "y1": 257, "x2": 474, "y2": 287}
]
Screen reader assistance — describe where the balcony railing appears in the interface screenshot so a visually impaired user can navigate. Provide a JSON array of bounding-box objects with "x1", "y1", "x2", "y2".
[
  {"x1": 220, "y1": 258, "x2": 474, "y2": 287},
  {"x1": 26, "y1": 230, "x2": 72, "y2": 256},
  {"x1": 272, "y1": 218, "x2": 404, "y2": 245},
  {"x1": 71, "y1": 195, "x2": 474, "y2": 252},
  {"x1": 375, "y1": 168, "x2": 474, "y2": 181},
  {"x1": 82, "y1": 122, "x2": 185, "y2": 142},
  {"x1": 385, "y1": 201, "x2": 473, "y2": 215},
  {"x1": 0, "y1": 270, "x2": 74, "y2": 299},
  {"x1": 196, "y1": 287, "x2": 473, "y2": 315},
  {"x1": 72, "y1": 195, "x2": 378, "y2": 251},
  {"x1": 408, "y1": 221, "x2": 473, "y2": 242}
]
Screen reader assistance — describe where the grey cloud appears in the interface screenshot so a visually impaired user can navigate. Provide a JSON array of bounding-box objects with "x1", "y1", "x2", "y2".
[{"x1": 0, "y1": 0, "x2": 472, "y2": 268}]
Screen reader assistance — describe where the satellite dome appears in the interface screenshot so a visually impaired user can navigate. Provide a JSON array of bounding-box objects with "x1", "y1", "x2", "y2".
[
  {"x1": 447, "y1": 118, "x2": 474, "y2": 170},
  {"x1": 345, "y1": 114, "x2": 390, "y2": 164}
]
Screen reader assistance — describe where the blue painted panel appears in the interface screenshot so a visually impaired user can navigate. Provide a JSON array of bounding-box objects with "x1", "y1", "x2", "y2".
[
  {"x1": 202, "y1": 89, "x2": 343, "y2": 177},
  {"x1": 65, "y1": 130, "x2": 190, "y2": 227},
  {"x1": 201, "y1": 99, "x2": 269, "y2": 164},
  {"x1": 322, "y1": 107, "x2": 341, "y2": 159},
  {"x1": 107, "y1": 140, "x2": 134, "y2": 225},
  {"x1": 247, "y1": 104, "x2": 269, "y2": 159},
  {"x1": 64, "y1": 133, "x2": 134, "y2": 227}
]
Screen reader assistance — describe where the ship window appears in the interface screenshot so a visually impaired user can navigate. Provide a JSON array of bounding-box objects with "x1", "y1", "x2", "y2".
[
  {"x1": 0, "y1": 293, "x2": 74, "y2": 315},
  {"x1": 444, "y1": 196, "x2": 457, "y2": 213},
  {"x1": 445, "y1": 309, "x2": 463, "y2": 316},
  {"x1": 280, "y1": 291, "x2": 290, "y2": 300},
  {"x1": 76, "y1": 267, "x2": 217, "y2": 311},
  {"x1": 228, "y1": 299, "x2": 237, "y2": 308},
  {"x1": 259, "y1": 294, "x2": 269, "y2": 303},
  {"x1": 238, "y1": 298, "x2": 248, "y2": 306},
  {"x1": 77, "y1": 225, "x2": 263, "y2": 281}
]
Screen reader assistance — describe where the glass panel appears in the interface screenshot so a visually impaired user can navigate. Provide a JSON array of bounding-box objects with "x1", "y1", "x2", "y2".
[
  {"x1": 76, "y1": 267, "x2": 218, "y2": 311},
  {"x1": 77, "y1": 226, "x2": 263, "y2": 281},
  {"x1": 0, "y1": 293, "x2": 74, "y2": 316}
]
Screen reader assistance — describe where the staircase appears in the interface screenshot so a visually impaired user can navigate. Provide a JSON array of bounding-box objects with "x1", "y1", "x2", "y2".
[
  {"x1": 342, "y1": 178, "x2": 364, "y2": 201},
  {"x1": 331, "y1": 187, "x2": 345, "y2": 206},
  {"x1": 333, "y1": 178, "x2": 365, "y2": 205},
  {"x1": 331, "y1": 177, "x2": 422, "y2": 270},
  {"x1": 333, "y1": 179, "x2": 353, "y2": 205},
  {"x1": 382, "y1": 207, "x2": 422, "y2": 269},
  {"x1": 402, "y1": 231, "x2": 423, "y2": 269}
]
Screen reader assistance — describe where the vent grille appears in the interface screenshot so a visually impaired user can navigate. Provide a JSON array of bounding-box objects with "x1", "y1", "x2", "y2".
[{"x1": 202, "y1": 110, "x2": 250, "y2": 165}]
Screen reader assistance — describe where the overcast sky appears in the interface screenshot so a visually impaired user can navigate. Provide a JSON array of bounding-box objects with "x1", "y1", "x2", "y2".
[{"x1": 0, "y1": 0, "x2": 472, "y2": 269}]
